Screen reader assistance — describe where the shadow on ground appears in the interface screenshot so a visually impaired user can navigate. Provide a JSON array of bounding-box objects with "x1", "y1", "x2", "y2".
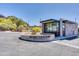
[
  {"x1": 60, "y1": 36, "x2": 79, "y2": 41},
  {"x1": 19, "y1": 35, "x2": 79, "y2": 42}
]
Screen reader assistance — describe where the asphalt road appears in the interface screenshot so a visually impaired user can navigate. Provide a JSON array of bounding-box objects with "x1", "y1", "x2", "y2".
[{"x1": 0, "y1": 32, "x2": 79, "y2": 56}]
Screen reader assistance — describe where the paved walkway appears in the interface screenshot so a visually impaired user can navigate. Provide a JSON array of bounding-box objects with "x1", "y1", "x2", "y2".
[
  {"x1": 0, "y1": 32, "x2": 79, "y2": 56},
  {"x1": 54, "y1": 37, "x2": 79, "y2": 49}
]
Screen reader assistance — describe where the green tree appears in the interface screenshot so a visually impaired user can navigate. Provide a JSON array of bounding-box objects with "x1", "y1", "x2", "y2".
[
  {"x1": 7, "y1": 16, "x2": 29, "y2": 27},
  {"x1": 0, "y1": 18, "x2": 17, "y2": 31},
  {"x1": 31, "y1": 26, "x2": 42, "y2": 35},
  {"x1": 6, "y1": 16, "x2": 29, "y2": 32},
  {"x1": 0, "y1": 15, "x2": 29, "y2": 32}
]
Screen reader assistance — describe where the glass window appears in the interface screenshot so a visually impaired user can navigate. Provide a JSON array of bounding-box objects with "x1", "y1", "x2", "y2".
[{"x1": 44, "y1": 22, "x2": 59, "y2": 32}]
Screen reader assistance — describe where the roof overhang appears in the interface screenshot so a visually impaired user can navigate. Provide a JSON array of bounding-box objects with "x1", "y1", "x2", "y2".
[
  {"x1": 40, "y1": 19, "x2": 77, "y2": 24},
  {"x1": 40, "y1": 19, "x2": 59, "y2": 23}
]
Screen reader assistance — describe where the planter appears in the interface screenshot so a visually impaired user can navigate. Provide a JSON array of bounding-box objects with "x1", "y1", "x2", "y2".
[{"x1": 19, "y1": 34, "x2": 55, "y2": 42}]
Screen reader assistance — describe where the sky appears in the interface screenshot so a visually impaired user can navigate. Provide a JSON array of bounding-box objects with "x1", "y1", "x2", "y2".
[{"x1": 0, "y1": 3, "x2": 79, "y2": 25}]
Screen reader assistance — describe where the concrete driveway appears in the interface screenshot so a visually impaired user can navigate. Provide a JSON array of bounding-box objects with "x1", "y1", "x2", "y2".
[
  {"x1": 0, "y1": 32, "x2": 79, "y2": 56},
  {"x1": 54, "y1": 37, "x2": 79, "y2": 49}
]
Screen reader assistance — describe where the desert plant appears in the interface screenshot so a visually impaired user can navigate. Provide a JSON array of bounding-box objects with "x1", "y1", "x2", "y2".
[{"x1": 31, "y1": 26, "x2": 41, "y2": 35}]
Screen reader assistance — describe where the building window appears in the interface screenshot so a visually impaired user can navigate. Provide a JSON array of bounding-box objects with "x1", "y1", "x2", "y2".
[{"x1": 44, "y1": 22, "x2": 59, "y2": 32}]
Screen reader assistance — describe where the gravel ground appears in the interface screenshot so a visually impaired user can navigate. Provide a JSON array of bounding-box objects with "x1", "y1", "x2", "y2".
[{"x1": 0, "y1": 32, "x2": 79, "y2": 56}]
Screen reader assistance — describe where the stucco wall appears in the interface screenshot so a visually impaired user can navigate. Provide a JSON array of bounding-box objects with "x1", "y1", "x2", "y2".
[{"x1": 65, "y1": 23, "x2": 78, "y2": 36}]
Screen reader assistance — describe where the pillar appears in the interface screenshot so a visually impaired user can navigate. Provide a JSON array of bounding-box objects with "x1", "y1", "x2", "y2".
[{"x1": 60, "y1": 18, "x2": 63, "y2": 37}]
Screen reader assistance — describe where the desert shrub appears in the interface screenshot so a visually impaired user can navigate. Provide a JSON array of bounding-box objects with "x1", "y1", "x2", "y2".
[
  {"x1": 31, "y1": 26, "x2": 41, "y2": 35},
  {"x1": 17, "y1": 25, "x2": 28, "y2": 32},
  {"x1": 0, "y1": 16, "x2": 29, "y2": 31},
  {"x1": 0, "y1": 19, "x2": 17, "y2": 31}
]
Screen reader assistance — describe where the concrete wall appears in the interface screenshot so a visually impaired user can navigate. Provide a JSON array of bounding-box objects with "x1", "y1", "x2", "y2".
[
  {"x1": 20, "y1": 34, "x2": 55, "y2": 41},
  {"x1": 65, "y1": 23, "x2": 78, "y2": 36}
]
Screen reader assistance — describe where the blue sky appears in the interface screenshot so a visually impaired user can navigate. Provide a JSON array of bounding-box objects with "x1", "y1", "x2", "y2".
[{"x1": 0, "y1": 3, "x2": 79, "y2": 25}]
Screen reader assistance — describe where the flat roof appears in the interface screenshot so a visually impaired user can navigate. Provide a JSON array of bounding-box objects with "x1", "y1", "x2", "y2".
[
  {"x1": 40, "y1": 19, "x2": 77, "y2": 24},
  {"x1": 63, "y1": 20, "x2": 77, "y2": 24},
  {"x1": 40, "y1": 19, "x2": 59, "y2": 23}
]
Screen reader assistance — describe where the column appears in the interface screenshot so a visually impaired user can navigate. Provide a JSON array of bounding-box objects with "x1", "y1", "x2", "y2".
[
  {"x1": 42, "y1": 23, "x2": 44, "y2": 33},
  {"x1": 60, "y1": 18, "x2": 63, "y2": 37}
]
